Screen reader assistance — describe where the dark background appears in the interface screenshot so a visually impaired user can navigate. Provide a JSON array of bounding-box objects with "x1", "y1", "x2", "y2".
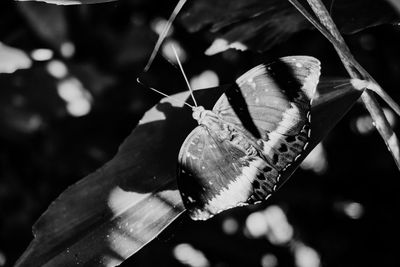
[{"x1": 0, "y1": 0, "x2": 399, "y2": 266}]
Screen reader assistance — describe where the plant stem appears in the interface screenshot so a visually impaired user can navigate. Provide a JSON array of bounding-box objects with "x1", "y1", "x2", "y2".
[{"x1": 290, "y1": 0, "x2": 400, "y2": 170}]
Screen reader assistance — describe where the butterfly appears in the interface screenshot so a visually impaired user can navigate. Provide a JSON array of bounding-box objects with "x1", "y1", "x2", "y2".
[{"x1": 177, "y1": 55, "x2": 321, "y2": 220}]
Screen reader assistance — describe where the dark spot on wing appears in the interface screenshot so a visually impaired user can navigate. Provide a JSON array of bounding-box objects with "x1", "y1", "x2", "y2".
[
  {"x1": 253, "y1": 180, "x2": 260, "y2": 189},
  {"x1": 263, "y1": 166, "x2": 272, "y2": 172},
  {"x1": 272, "y1": 154, "x2": 279, "y2": 164},
  {"x1": 224, "y1": 83, "x2": 261, "y2": 138},
  {"x1": 286, "y1": 135, "x2": 296, "y2": 143},
  {"x1": 278, "y1": 143, "x2": 288, "y2": 152},
  {"x1": 267, "y1": 59, "x2": 303, "y2": 101},
  {"x1": 256, "y1": 173, "x2": 265, "y2": 180},
  {"x1": 296, "y1": 134, "x2": 307, "y2": 142}
]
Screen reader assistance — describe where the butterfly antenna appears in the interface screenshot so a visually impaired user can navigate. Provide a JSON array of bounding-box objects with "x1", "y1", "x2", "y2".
[
  {"x1": 144, "y1": 0, "x2": 188, "y2": 72},
  {"x1": 136, "y1": 78, "x2": 194, "y2": 109},
  {"x1": 171, "y1": 44, "x2": 198, "y2": 107},
  {"x1": 333, "y1": 81, "x2": 351, "y2": 89}
]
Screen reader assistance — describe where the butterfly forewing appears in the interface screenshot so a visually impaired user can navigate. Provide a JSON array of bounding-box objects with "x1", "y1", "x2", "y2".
[
  {"x1": 213, "y1": 56, "x2": 320, "y2": 170},
  {"x1": 178, "y1": 56, "x2": 321, "y2": 220},
  {"x1": 213, "y1": 56, "x2": 320, "y2": 135}
]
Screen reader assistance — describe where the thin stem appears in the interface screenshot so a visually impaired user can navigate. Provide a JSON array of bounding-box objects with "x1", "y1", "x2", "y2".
[
  {"x1": 291, "y1": 0, "x2": 400, "y2": 170},
  {"x1": 288, "y1": 0, "x2": 345, "y2": 51},
  {"x1": 290, "y1": 0, "x2": 400, "y2": 116},
  {"x1": 361, "y1": 92, "x2": 400, "y2": 166},
  {"x1": 304, "y1": 0, "x2": 400, "y2": 115},
  {"x1": 144, "y1": 0, "x2": 188, "y2": 72}
]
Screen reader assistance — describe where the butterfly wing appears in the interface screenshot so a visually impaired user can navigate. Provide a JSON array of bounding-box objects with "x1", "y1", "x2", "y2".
[
  {"x1": 178, "y1": 56, "x2": 321, "y2": 220},
  {"x1": 178, "y1": 125, "x2": 279, "y2": 220},
  {"x1": 213, "y1": 56, "x2": 320, "y2": 170}
]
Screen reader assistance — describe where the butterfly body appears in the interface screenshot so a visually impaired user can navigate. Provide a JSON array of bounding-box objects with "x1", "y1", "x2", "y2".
[{"x1": 178, "y1": 56, "x2": 321, "y2": 220}]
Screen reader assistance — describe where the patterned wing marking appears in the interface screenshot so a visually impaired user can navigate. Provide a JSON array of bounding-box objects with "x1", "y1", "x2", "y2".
[
  {"x1": 260, "y1": 115, "x2": 311, "y2": 171},
  {"x1": 248, "y1": 164, "x2": 280, "y2": 204},
  {"x1": 213, "y1": 56, "x2": 319, "y2": 131},
  {"x1": 218, "y1": 104, "x2": 306, "y2": 137},
  {"x1": 213, "y1": 56, "x2": 320, "y2": 170},
  {"x1": 178, "y1": 125, "x2": 276, "y2": 220}
]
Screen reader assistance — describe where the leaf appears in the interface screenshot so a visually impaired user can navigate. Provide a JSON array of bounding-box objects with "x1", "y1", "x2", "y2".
[
  {"x1": 16, "y1": 75, "x2": 361, "y2": 266},
  {"x1": 15, "y1": 85, "x2": 228, "y2": 267},
  {"x1": 330, "y1": 0, "x2": 400, "y2": 34},
  {"x1": 15, "y1": 0, "x2": 116, "y2": 5},
  {"x1": 180, "y1": 0, "x2": 399, "y2": 54},
  {"x1": 0, "y1": 42, "x2": 32, "y2": 74},
  {"x1": 17, "y1": 2, "x2": 69, "y2": 50},
  {"x1": 279, "y1": 78, "x2": 363, "y2": 186}
]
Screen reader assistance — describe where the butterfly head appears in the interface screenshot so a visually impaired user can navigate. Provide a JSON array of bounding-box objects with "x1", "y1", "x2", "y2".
[
  {"x1": 192, "y1": 106, "x2": 220, "y2": 128},
  {"x1": 192, "y1": 106, "x2": 206, "y2": 122}
]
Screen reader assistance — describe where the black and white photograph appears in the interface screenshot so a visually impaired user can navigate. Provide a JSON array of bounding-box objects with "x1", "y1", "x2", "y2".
[{"x1": 1, "y1": 0, "x2": 400, "y2": 266}]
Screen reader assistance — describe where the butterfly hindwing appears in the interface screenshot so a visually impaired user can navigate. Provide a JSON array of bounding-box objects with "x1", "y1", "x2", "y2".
[{"x1": 178, "y1": 125, "x2": 277, "y2": 220}]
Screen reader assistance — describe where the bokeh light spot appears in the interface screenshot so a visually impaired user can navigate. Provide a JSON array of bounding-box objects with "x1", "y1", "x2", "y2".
[
  {"x1": 261, "y1": 253, "x2": 278, "y2": 267},
  {"x1": 162, "y1": 40, "x2": 187, "y2": 63},
  {"x1": 352, "y1": 108, "x2": 396, "y2": 135},
  {"x1": 335, "y1": 201, "x2": 364, "y2": 219},
  {"x1": 151, "y1": 17, "x2": 174, "y2": 36},
  {"x1": 245, "y1": 211, "x2": 268, "y2": 238},
  {"x1": 205, "y1": 38, "x2": 247, "y2": 56},
  {"x1": 300, "y1": 143, "x2": 328, "y2": 174},
  {"x1": 57, "y1": 78, "x2": 92, "y2": 117},
  {"x1": 173, "y1": 243, "x2": 210, "y2": 267},
  {"x1": 344, "y1": 202, "x2": 364, "y2": 219},
  {"x1": 0, "y1": 250, "x2": 6, "y2": 267},
  {"x1": 66, "y1": 99, "x2": 91, "y2": 117},
  {"x1": 264, "y1": 205, "x2": 293, "y2": 245},
  {"x1": 0, "y1": 41, "x2": 32, "y2": 73},
  {"x1": 222, "y1": 217, "x2": 239, "y2": 235},
  {"x1": 190, "y1": 70, "x2": 219, "y2": 89},
  {"x1": 46, "y1": 60, "x2": 68, "y2": 79},
  {"x1": 294, "y1": 243, "x2": 321, "y2": 267},
  {"x1": 31, "y1": 48, "x2": 53, "y2": 61},
  {"x1": 61, "y1": 42, "x2": 75, "y2": 58}
]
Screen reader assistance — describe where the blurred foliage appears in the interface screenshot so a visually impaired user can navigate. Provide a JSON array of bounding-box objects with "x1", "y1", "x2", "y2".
[
  {"x1": 1, "y1": 0, "x2": 400, "y2": 266},
  {"x1": 180, "y1": 0, "x2": 400, "y2": 54}
]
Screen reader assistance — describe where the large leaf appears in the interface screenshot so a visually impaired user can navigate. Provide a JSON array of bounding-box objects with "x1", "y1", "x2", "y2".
[
  {"x1": 16, "y1": 76, "x2": 362, "y2": 266},
  {"x1": 14, "y1": 85, "x2": 227, "y2": 267},
  {"x1": 15, "y1": 0, "x2": 116, "y2": 5},
  {"x1": 180, "y1": 0, "x2": 400, "y2": 54}
]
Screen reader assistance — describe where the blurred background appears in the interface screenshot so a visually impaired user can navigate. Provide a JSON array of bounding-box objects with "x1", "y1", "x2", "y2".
[{"x1": 1, "y1": 0, "x2": 400, "y2": 266}]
